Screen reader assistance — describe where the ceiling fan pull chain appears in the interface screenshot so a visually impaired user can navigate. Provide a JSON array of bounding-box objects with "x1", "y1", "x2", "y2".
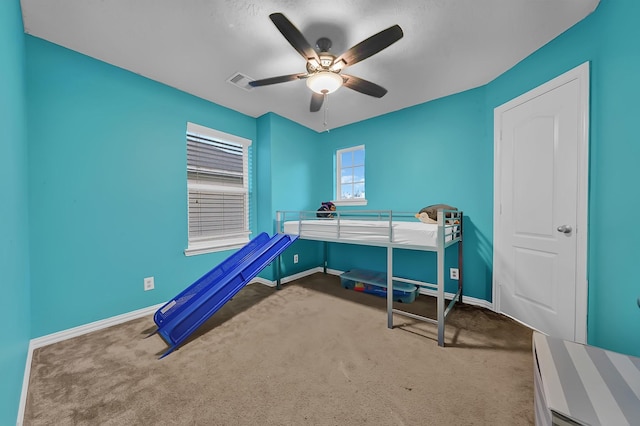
[{"x1": 323, "y1": 93, "x2": 330, "y2": 132}]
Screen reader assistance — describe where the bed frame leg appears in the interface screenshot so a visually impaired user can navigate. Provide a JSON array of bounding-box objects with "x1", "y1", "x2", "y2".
[
  {"x1": 276, "y1": 254, "x2": 282, "y2": 290},
  {"x1": 458, "y1": 216, "x2": 464, "y2": 304},
  {"x1": 437, "y1": 212, "x2": 446, "y2": 346},
  {"x1": 387, "y1": 247, "x2": 393, "y2": 329},
  {"x1": 323, "y1": 241, "x2": 328, "y2": 274}
]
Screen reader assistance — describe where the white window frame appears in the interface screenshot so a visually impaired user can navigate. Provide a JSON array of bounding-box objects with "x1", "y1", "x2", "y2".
[
  {"x1": 334, "y1": 144, "x2": 367, "y2": 207},
  {"x1": 184, "y1": 122, "x2": 252, "y2": 256}
]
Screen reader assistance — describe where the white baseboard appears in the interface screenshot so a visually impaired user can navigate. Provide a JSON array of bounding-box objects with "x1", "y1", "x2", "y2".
[
  {"x1": 17, "y1": 270, "x2": 322, "y2": 425},
  {"x1": 17, "y1": 303, "x2": 164, "y2": 426},
  {"x1": 322, "y1": 268, "x2": 494, "y2": 310},
  {"x1": 17, "y1": 268, "x2": 492, "y2": 425},
  {"x1": 251, "y1": 267, "x2": 325, "y2": 287},
  {"x1": 418, "y1": 288, "x2": 494, "y2": 310},
  {"x1": 29, "y1": 303, "x2": 166, "y2": 350},
  {"x1": 16, "y1": 342, "x2": 33, "y2": 426}
]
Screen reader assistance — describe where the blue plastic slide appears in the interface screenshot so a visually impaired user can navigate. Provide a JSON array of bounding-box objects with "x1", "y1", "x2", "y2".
[{"x1": 152, "y1": 232, "x2": 297, "y2": 358}]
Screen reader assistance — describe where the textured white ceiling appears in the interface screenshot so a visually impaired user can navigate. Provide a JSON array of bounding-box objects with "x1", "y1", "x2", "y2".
[{"x1": 20, "y1": 0, "x2": 600, "y2": 132}]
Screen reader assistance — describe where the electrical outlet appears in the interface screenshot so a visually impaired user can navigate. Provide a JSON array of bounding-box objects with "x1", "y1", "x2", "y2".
[
  {"x1": 449, "y1": 268, "x2": 459, "y2": 280},
  {"x1": 144, "y1": 276, "x2": 154, "y2": 291},
  {"x1": 293, "y1": 254, "x2": 299, "y2": 264}
]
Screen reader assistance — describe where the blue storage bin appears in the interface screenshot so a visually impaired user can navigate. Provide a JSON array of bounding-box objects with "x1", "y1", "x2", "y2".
[{"x1": 340, "y1": 269, "x2": 418, "y2": 303}]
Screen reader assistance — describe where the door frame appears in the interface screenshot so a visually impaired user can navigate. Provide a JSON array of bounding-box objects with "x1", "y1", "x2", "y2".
[{"x1": 493, "y1": 62, "x2": 590, "y2": 343}]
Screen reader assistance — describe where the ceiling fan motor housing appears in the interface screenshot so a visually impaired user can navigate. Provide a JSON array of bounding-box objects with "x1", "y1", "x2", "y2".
[
  {"x1": 306, "y1": 51, "x2": 337, "y2": 73},
  {"x1": 315, "y1": 37, "x2": 332, "y2": 52}
]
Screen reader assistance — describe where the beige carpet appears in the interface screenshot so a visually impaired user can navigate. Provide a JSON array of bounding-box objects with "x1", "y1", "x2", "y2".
[{"x1": 24, "y1": 273, "x2": 534, "y2": 425}]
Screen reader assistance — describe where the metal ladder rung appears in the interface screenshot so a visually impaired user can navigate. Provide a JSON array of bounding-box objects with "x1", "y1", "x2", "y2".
[{"x1": 392, "y1": 308, "x2": 437, "y2": 325}]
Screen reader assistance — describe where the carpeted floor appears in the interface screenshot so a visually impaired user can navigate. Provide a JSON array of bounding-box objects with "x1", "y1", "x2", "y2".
[{"x1": 24, "y1": 273, "x2": 534, "y2": 425}]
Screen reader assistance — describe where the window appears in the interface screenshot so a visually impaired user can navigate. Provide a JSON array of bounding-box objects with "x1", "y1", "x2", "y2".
[
  {"x1": 184, "y1": 122, "x2": 252, "y2": 256},
  {"x1": 335, "y1": 145, "x2": 366, "y2": 206}
]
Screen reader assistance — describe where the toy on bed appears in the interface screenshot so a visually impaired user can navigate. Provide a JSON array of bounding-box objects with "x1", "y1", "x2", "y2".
[
  {"x1": 316, "y1": 201, "x2": 336, "y2": 218},
  {"x1": 415, "y1": 204, "x2": 459, "y2": 224}
]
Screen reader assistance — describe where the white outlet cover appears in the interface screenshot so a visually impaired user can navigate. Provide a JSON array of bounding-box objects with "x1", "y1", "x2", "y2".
[
  {"x1": 144, "y1": 277, "x2": 154, "y2": 290},
  {"x1": 449, "y1": 269, "x2": 459, "y2": 280}
]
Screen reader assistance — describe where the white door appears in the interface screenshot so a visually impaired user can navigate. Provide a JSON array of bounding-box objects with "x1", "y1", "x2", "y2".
[{"x1": 494, "y1": 63, "x2": 589, "y2": 343}]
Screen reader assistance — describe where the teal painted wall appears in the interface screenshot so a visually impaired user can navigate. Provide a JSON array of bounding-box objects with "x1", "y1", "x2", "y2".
[
  {"x1": 4, "y1": 5, "x2": 639, "y2": 422},
  {"x1": 486, "y1": 0, "x2": 640, "y2": 356},
  {"x1": 0, "y1": 0, "x2": 30, "y2": 423},
  {"x1": 318, "y1": 88, "x2": 491, "y2": 299},
  {"x1": 269, "y1": 114, "x2": 325, "y2": 212},
  {"x1": 255, "y1": 114, "x2": 276, "y2": 281},
  {"x1": 256, "y1": 114, "x2": 273, "y2": 236},
  {"x1": 25, "y1": 37, "x2": 257, "y2": 337},
  {"x1": 256, "y1": 113, "x2": 325, "y2": 279}
]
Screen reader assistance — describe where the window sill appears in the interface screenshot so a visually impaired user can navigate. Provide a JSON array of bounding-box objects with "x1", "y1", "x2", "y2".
[
  {"x1": 184, "y1": 237, "x2": 249, "y2": 256},
  {"x1": 332, "y1": 199, "x2": 368, "y2": 207}
]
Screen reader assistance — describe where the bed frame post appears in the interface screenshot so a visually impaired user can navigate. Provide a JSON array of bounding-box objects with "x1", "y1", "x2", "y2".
[
  {"x1": 276, "y1": 255, "x2": 282, "y2": 290},
  {"x1": 437, "y1": 211, "x2": 446, "y2": 346},
  {"x1": 276, "y1": 211, "x2": 282, "y2": 289},
  {"x1": 387, "y1": 246, "x2": 394, "y2": 329},
  {"x1": 458, "y1": 214, "x2": 464, "y2": 304},
  {"x1": 323, "y1": 241, "x2": 328, "y2": 274}
]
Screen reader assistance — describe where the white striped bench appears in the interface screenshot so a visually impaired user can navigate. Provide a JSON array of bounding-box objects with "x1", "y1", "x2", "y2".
[{"x1": 533, "y1": 332, "x2": 640, "y2": 426}]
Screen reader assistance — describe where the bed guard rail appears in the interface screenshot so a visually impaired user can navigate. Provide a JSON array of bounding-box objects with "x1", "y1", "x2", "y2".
[
  {"x1": 275, "y1": 209, "x2": 462, "y2": 245},
  {"x1": 438, "y1": 209, "x2": 463, "y2": 246}
]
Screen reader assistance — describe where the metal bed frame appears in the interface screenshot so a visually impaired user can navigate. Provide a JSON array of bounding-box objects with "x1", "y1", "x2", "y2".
[{"x1": 275, "y1": 209, "x2": 463, "y2": 346}]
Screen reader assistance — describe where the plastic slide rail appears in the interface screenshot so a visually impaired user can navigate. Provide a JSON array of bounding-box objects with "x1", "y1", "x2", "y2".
[{"x1": 152, "y1": 232, "x2": 297, "y2": 358}]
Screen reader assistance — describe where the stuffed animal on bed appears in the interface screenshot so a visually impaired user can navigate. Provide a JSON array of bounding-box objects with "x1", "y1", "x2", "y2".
[
  {"x1": 316, "y1": 201, "x2": 336, "y2": 218},
  {"x1": 415, "y1": 204, "x2": 458, "y2": 224}
]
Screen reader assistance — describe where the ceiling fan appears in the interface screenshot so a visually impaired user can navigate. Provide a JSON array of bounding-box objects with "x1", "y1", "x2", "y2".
[{"x1": 249, "y1": 13, "x2": 404, "y2": 112}]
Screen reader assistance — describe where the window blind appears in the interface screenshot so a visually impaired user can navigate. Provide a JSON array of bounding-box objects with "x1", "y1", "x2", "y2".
[{"x1": 187, "y1": 133, "x2": 249, "y2": 244}]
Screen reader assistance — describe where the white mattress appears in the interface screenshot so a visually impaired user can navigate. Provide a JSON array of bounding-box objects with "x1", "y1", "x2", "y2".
[{"x1": 283, "y1": 219, "x2": 453, "y2": 247}]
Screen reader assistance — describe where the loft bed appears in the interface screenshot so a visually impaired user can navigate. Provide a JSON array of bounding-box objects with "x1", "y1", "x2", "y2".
[{"x1": 275, "y1": 209, "x2": 463, "y2": 346}]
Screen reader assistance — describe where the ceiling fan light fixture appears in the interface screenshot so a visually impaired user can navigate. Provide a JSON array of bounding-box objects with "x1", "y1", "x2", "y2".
[
  {"x1": 307, "y1": 58, "x2": 320, "y2": 70},
  {"x1": 330, "y1": 59, "x2": 346, "y2": 72},
  {"x1": 306, "y1": 71, "x2": 343, "y2": 94}
]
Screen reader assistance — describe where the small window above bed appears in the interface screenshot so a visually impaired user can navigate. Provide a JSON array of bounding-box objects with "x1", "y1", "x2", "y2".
[{"x1": 334, "y1": 145, "x2": 367, "y2": 206}]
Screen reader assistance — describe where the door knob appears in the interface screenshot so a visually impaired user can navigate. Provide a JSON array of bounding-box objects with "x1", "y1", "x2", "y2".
[{"x1": 557, "y1": 225, "x2": 572, "y2": 234}]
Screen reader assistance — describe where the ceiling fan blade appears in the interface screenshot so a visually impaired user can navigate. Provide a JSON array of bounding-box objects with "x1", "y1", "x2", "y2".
[
  {"x1": 269, "y1": 13, "x2": 320, "y2": 63},
  {"x1": 335, "y1": 25, "x2": 403, "y2": 68},
  {"x1": 342, "y1": 75, "x2": 388, "y2": 98},
  {"x1": 310, "y1": 93, "x2": 324, "y2": 112},
  {"x1": 249, "y1": 73, "x2": 307, "y2": 87}
]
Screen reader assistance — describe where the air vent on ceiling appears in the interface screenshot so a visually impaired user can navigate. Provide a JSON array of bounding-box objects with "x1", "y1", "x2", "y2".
[{"x1": 227, "y1": 73, "x2": 255, "y2": 91}]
